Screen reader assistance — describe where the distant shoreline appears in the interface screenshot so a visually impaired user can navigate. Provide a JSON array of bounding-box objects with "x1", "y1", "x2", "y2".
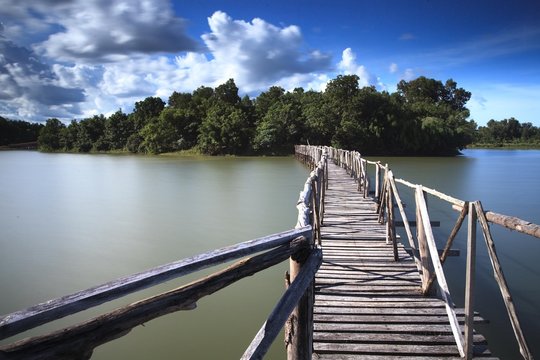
[{"x1": 467, "y1": 142, "x2": 540, "y2": 150}]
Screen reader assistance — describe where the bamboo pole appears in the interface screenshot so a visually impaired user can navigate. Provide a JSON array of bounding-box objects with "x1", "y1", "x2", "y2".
[{"x1": 475, "y1": 201, "x2": 533, "y2": 360}]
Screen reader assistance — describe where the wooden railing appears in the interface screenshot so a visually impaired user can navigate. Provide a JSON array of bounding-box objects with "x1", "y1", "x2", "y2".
[
  {"x1": 316, "y1": 145, "x2": 537, "y2": 360},
  {"x1": 0, "y1": 150, "x2": 330, "y2": 360}
]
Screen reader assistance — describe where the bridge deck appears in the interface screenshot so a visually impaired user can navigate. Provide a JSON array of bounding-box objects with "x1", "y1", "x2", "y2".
[{"x1": 312, "y1": 161, "x2": 497, "y2": 360}]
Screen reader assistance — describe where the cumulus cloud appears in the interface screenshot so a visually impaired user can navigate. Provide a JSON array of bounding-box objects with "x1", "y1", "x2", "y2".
[
  {"x1": 200, "y1": 11, "x2": 332, "y2": 91},
  {"x1": 3, "y1": 0, "x2": 200, "y2": 62},
  {"x1": 389, "y1": 63, "x2": 398, "y2": 73},
  {"x1": 0, "y1": 36, "x2": 85, "y2": 120},
  {"x1": 337, "y1": 48, "x2": 372, "y2": 87},
  {"x1": 0, "y1": 9, "x2": 335, "y2": 120}
]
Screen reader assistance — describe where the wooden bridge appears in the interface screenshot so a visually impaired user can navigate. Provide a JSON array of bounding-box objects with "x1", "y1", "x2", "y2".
[{"x1": 1, "y1": 145, "x2": 538, "y2": 359}]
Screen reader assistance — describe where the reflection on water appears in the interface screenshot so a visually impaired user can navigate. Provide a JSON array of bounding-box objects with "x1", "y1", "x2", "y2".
[{"x1": 1, "y1": 149, "x2": 539, "y2": 359}]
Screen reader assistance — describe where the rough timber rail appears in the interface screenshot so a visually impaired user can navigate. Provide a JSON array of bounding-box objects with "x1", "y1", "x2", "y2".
[{"x1": 0, "y1": 146, "x2": 539, "y2": 360}]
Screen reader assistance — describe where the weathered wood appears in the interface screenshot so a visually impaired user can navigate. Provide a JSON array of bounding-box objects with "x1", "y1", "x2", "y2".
[
  {"x1": 241, "y1": 248, "x2": 322, "y2": 360},
  {"x1": 485, "y1": 211, "x2": 540, "y2": 239},
  {"x1": 475, "y1": 201, "x2": 533, "y2": 360},
  {"x1": 0, "y1": 226, "x2": 311, "y2": 341},
  {"x1": 395, "y1": 220, "x2": 440, "y2": 227},
  {"x1": 465, "y1": 202, "x2": 477, "y2": 360},
  {"x1": 395, "y1": 178, "x2": 466, "y2": 208},
  {"x1": 415, "y1": 187, "x2": 432, "y2": 294},
  {"x1": 386, "y1": 181, "x2": 399, "y2": 261},
  {"x1": 416, "y1": 185, "x2": 465, "y2": 357},
  {"x1": 0, "y1": 238, "x2": 309, "y2": 360}
]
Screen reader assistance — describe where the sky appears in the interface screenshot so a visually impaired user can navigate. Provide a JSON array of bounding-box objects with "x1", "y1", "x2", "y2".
[{"x1": 0, "y1": 0, "x2": 539, "y2": 126}]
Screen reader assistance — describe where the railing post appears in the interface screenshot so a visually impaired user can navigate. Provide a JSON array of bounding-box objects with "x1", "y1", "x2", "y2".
[
  {"x1": 415, "y1": 186, "x2": 433, "y2": 295},
  {"x1": 387, "y1": 181, "x2": 399, "y2": 261},
  {"x1": 464, "y1": 202, "x2": 477, "y2": 360}
]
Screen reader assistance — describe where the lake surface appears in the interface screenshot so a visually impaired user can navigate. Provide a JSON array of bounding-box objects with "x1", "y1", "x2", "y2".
[{"x1": 1, "y1": 149, "x2": 539, "y2": 359}]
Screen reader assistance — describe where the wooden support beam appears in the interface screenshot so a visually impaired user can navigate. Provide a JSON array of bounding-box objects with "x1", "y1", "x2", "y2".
[
  {"x1": 475, "y1": 201, "x2": 533, "y2": 360},
  {"x1": 464, "y1": 202, "x2": 477, "y2": 360}
]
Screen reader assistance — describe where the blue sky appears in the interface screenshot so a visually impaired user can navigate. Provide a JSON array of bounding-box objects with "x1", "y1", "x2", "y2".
[{"x1": 1, "y1": 0, "x2": 539, "y2": 125}]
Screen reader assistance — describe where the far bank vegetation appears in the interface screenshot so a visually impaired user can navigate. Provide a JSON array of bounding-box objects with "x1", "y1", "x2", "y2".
[{"x1": 16, "y1": 75, "x2": 538, "y2": 156}]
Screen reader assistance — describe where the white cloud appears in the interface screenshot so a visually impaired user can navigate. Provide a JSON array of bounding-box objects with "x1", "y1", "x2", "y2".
[
  {"x1": 389, "y1": 63, "x2": 398, "y2": 73},
  {"x1": 4, "y1": 0, "x2": 199, "y2": 62},
  {"x1": 337, "y1": 48, "x2": 372, "y2": 87},
  {"x1": 0, "y1": 37, "x2": 85, "y2": 120},
  {"x1": 0, "y1": 9, "x2": 339, "y2": 121},
  {"x1": 200, "y1": 11, "x2": 332, "y2": 92}
]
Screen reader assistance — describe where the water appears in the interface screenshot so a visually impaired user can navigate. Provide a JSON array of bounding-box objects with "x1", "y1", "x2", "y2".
[
  {"x1": 0, "y1": 152, "x2": 309, "y2": 359},
  {"x1": 1, "y1": 149, "x2": 539, "y2": 359}
]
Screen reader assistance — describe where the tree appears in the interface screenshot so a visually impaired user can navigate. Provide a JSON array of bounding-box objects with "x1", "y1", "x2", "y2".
[
  {"x1": 38, "y1": 118, "x2": 65, "y2": 151},
  {"x1": 131, "y1": 96, "x2": 165, "y2": 131},
  {"x1": 214, "y1": 79, "x2": 241, "y2": 105},
  {"x1": 254, "y1": 86, "x2": 285, "y2": 120},
  {"x1": 253, "y1": 96, "x2": 304, "y2": 154},
  {"x1": 198, "y1": 101, "x2": 251, "y2": 155},
  {"x1": 396, "y1": 76, "x2": 473, "y2": 154},
  {"x1": 104, "y1": 110, "x2": 134, "y2": 150},
  {"x1": 139, "y1": 107, "x2": 201, "y2": 153}
]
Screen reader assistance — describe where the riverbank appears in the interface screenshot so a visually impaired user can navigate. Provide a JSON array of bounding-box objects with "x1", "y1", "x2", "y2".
[{"x1": 468, "y1": 142, "x2": 540, "y2": 149}]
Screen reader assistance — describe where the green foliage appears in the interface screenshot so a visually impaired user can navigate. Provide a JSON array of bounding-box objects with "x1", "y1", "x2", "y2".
[
  {"x1": 253, "y1": 96, "x2": 304, "y2": 154},
  {"x1": 0, "y1": 117, "x2": 43, "y2": 146},
  {"x1": 38, "y1": 118, "x2": 65, "y2": 151},
  {"x1": 474, "y1": 118, "x2": 540, "y2": 146},
  {"x1": 131, "y1": 96, "x2": 165, "y2": 131},
  {"x1": 104, "y1": 110, "x2": 134, "y2": 150},
  {"x1": 198, "y1": 101, "x2": 251, "y2": 155},
  {"x1": 31, "y1": 74, "x2": 526, "y2": 156}
]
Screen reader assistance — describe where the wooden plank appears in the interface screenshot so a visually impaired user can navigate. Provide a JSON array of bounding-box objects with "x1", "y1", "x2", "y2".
[
  {"x1": 308, "y1": 158, "x2": 497, "y2": 360},
  {"x1": 313, "y1": 332, "x2": 487, "y2": 344},
  {"x1": 313, "y1": 342, "x2": 478, "y2": 356},
  {"x1": 314, "y1": 314, "x2": 486, "y2": 324},
  {"x1": 313, "y1": 354, "x2": 499, "y2": 360}
]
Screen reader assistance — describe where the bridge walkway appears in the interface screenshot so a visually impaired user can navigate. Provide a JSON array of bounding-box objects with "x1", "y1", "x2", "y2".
[{"x1": 311, "y1": 161, "x2": 497, "y2": 360}]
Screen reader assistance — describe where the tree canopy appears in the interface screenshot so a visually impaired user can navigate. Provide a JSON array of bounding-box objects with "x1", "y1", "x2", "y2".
[{"x1": 31, "y1": 76, "x2": 532, "y2": 156}]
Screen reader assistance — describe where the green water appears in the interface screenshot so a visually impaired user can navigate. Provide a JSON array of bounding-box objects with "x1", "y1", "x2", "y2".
[
  {"x1": 0, "y1": 152, "x2": 309, "y2": 359},
  {"x1": 1, "y1": 149, "x2": 539, "y2": 359}
]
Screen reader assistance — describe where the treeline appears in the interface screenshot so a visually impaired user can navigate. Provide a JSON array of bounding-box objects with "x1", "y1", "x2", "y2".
[
  {"x1": 36, "y1": 75, "x2": 477, "y2": 155},
  {"x1": 0, "y1": 117, "x2": 43, "y2": 147},
  {"x1": 473, "y1": 118, "x2": 540, "y2": 146}
]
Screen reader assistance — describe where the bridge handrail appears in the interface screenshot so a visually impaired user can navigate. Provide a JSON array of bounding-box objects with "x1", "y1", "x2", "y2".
[
  {"x1": 297, "y1": 145, "x2": 537, "y2": 360},
  {"x1": 0, "y1": 227, "x2": 312, "y2": 342}
]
